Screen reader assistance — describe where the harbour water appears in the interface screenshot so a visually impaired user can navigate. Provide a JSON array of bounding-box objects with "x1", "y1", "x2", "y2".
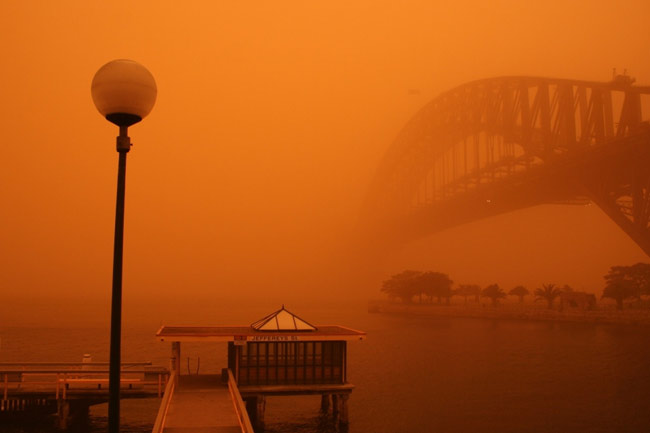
[{"x1": 2, "y1": 302, "x2": 650, "y2": 432}]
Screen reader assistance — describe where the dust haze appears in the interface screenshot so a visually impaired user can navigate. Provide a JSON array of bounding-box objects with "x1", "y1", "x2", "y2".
[{"x1": 1, "y1": 1, "x2": 649, "y2": 326}]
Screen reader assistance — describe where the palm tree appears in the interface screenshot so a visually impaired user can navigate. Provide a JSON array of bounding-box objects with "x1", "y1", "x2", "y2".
[
  {"x1": 535, "y1": 283, "x2": 562, "y2": 309},
  {"x1": 482, "y1": 284, "x2": 506, "y2": 306},
  {"x1": 508, "y1": 285, "x2": 529, "y2": 303}
]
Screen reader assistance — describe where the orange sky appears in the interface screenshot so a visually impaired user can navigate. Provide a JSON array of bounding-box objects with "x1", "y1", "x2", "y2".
[{"x1": 1, "y1": 1, "x2": 650, "y2": 324}]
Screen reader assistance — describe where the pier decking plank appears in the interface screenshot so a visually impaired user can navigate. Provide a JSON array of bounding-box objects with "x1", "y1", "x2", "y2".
[{"x1": 163, "y1": 375, "x2": 241, "y2": 433}]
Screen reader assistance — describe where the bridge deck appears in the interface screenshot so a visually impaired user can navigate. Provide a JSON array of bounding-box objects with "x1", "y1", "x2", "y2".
[{"x1": 163, "y1": 375, "x2": 241, "y2": 433}]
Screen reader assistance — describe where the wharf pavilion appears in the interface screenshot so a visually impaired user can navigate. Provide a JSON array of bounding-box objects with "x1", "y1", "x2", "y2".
[{"x1": 156, "y1": 306, "x2": 366, "y2": 430}]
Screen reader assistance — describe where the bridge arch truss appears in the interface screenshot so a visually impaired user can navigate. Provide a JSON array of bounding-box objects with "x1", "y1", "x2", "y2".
[{"x1": 365, "y1": 76, "x2": 650, "y2": 254}]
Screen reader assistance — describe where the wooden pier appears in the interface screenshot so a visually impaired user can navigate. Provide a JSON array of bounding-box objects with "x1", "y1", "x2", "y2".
[
  {"x1": 152, "y1": 371, "x2": 253, "y2": 433},
  {"x1": 156, "y1": 306, "x2": 365, "y2": 431},
  {"x1": 0, "y1": 362, "x2": 168, "y2": 429},
  {"x1": 2, "y1": 307, "x2": 364, "y2": 432},
  {"x1": 238, "y1": 383, "x2": 354, "y2": 430}
]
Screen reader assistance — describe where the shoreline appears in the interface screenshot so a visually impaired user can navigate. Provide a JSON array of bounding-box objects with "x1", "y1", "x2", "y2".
[{"x1": 368, "y1": 300, "x2": 650, "y2": 326}]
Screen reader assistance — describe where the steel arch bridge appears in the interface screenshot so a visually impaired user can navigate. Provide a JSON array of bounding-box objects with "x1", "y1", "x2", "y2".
[{"x1": 363, "y1": 76, "x2": 650, "y2": 255}]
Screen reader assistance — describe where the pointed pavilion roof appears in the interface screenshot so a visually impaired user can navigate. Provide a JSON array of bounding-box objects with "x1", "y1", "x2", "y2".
[{"x1": 251, "y1": 305, "x2": 317, "y2": 331}]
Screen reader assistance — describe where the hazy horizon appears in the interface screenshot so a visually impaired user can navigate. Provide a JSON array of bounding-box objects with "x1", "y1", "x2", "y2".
[{"x1": 2, "y1": 1, "x2": 650, "y2": 328}]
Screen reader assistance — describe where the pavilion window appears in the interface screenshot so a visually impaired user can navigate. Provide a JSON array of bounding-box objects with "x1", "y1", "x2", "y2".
[{"x1": 231, "y1": 341, "x2": 346, "y2": 386}]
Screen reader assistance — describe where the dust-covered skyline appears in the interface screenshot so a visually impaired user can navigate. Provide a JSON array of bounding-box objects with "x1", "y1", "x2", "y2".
[{"x1": 1, "y1": 1, "x2": 650, "y2": 326}]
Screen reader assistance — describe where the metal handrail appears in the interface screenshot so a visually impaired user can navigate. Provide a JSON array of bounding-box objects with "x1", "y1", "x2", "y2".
[
  {"x1": 0, "y1": 368, "x2": 162, "y2": 374},
  {"x1": 2, "y1": 370, "x2": 169, "y2": 401},
  {"x1": 151, "y1": 371, "x2": 177, "y2": 433},
  {"x1": 0, "y1": 362, "x2": 153, "y2": 365},
  {"x1": 227, "y1": 369, "x2": 254, "y2": 433}
]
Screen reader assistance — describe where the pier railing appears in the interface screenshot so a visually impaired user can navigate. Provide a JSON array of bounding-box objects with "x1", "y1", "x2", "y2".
[
  {"x1": 151, "y1": 370, "x2": 177, "y2": 433},
  {"x1": 227, "y1": 369, "x2": 255, "y2": 433},
  {"x1": 0, "y1": 362, "x2": 153, "y2": 368},
  {"x1": 1, "y1": 363, "x2": 169, "y2": 405}
]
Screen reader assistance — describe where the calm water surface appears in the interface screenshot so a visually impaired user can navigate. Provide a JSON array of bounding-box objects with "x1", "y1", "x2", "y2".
[{"x1": 2, "y1": 304, "x2": 650, "y2": 432}]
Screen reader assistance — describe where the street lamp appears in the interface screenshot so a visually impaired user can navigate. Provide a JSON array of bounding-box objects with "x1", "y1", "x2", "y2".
[{"x1": 91, "y1": 59, "x2": 156, "y2": 433}]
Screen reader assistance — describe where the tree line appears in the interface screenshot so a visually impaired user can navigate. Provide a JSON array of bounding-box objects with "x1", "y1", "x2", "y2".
[
  {"x1": 381, "y1": 263, "x2": 650, "y2": 310},
  {"x1": 602, "y1": 263, "x2": 650, "y2": 309}
]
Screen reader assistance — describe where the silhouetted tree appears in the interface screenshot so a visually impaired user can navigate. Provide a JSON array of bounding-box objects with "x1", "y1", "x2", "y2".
[
  {"x1": 560, "y1": 284, "x2": 574, "y2": 293},
  {"x1": 629, "y1": 263, "x2": 650, "y2": 296},
  {"x1": 508, "y1": 285, "x2": 529, "y2": 303},
  {"x1": 601, "y1": 264, "x2": 650, "y2": 309},
  {"x1": 482, "y1": 284, "x2": 506, "y2": 306},
  {"x1": 381, "y1": 270, "x2": 422, "y2": 303},
  {"x1": 472, "y1": 285, "x2": 481, "y2": 302},
  {"x1": 602, "y1": 279, "x2": 636, "y2": 310},
  {"x1": 535, "y1": 283, "x2": 562, "y2": 309},
  {"x1": 604, "y1": 263, "x2": 650, "y2": 299},
  {"x1": 420, "y1": 271, "x2": 454, "y2": 304},
  {"x1": 455, "y1": 284, "x2": 482, "y2": 304}
]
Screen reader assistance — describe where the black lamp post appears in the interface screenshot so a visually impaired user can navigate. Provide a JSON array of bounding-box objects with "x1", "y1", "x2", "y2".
[{"x1": 91, "y1": 59, "x2": 157, "y2": 433}]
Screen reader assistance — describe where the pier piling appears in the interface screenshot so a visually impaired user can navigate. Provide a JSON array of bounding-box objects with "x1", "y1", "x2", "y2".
[
  {"x1": 320, "y1": 394, "x2": 331, "y2": 412},
  {"x1": 332, "y1": 393, "x2": 349, "y2": 426}
]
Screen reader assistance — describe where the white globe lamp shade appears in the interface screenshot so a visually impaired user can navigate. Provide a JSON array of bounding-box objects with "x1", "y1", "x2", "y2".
[{"x1": 91, "y1": 59, "x2": 157, "y2": 127}]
